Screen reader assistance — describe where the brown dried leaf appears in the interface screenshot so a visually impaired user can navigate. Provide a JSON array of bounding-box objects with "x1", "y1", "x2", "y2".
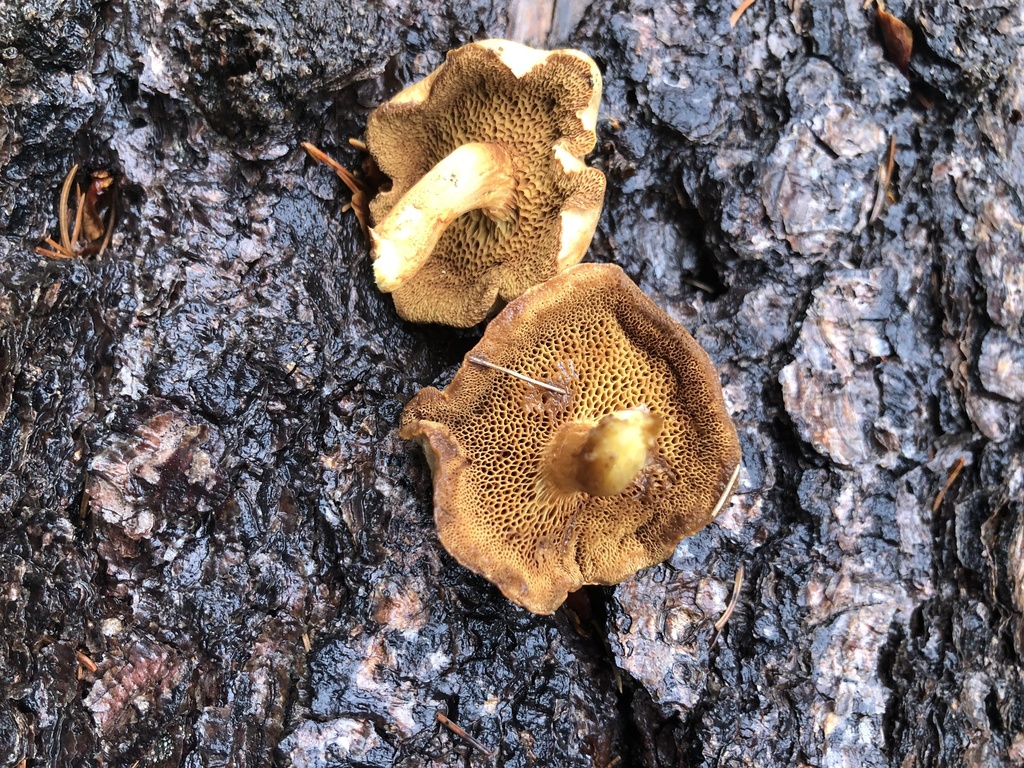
[{"x1": 879, "y1": 8, "x2": 913, "y2": 74}]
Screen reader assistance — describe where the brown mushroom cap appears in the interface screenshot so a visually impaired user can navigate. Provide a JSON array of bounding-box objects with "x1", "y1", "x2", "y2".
[
  {"x1": 365, "y1": 39, "x2": 606, "y2": 327},
  {"x1": 400, "y1": 263, "x2": 742, "y2": 614}
]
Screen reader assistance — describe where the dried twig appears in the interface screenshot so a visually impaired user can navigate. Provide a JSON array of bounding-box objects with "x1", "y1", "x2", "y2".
[
  {"x1": 466, "y1": 355, "x2": 569, "y2": 396},
  {"x1": 932, "y1": 457, "x2": 966, "y2": 512},
  {"x1": 714, "y1": 564, "x2": 745, "y2": 633},
  {"x1": 730, "y1": 0, "x2": 758, "y2": 27},
  {"x1": 870, "y1": 135, "x2": 897, "y2": 223},
  {"x1": 36, "y1": 164, "x2": 118, "y2": 260},
  {"x1": 78, "y1": 484, "x2": 91, "y2": 525},
  {"x1": 76, "y1": 650, "x2": 98, "y2": 674},
  {"x1": 301, "y1": 141, "x2": 371, "y2": 236},
  {"x1": 683, "y1": 276, "x2": 716, "y2": 293},
  {"x1": 36, "y1": 164, "x2": 80, "y2": 259},
  {"x1": 436, "y1": 711, "x2": 496, "y2": 757}
]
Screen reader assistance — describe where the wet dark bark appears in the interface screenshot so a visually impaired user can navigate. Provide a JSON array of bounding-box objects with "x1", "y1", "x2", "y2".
[{"x1": 1, "y1": 0, "x2": 1022, "y2": 766}]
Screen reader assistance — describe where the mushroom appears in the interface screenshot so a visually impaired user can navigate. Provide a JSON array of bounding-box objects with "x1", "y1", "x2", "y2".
[
  {"x1": 400, "y1": 263, "x2": 742, "y2": 614},
  {"x1": 364, "y1": 39, "x2": 606, "y2": 326}
]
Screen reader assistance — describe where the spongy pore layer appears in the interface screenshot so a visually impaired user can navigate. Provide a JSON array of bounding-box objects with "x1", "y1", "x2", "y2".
[
  {"x1": 366, "y1": 40, "x2": 606, "y2": 327},
  {"x1": 400, "y1": 263, "x2": 742, "y2": 614}
]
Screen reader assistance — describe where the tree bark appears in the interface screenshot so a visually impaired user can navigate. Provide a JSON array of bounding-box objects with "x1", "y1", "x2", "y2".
[{"x1": 1, "y1": 0, "x2": 1022, "y2": 766}]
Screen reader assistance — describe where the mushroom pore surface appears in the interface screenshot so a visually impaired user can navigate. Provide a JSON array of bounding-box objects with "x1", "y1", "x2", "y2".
[
  {"x1": 400, "y1": 263, "x2": 742, "y2": 614},
  {"x1": 366, "y1": 40, "x2": 606, "y2": 327}
]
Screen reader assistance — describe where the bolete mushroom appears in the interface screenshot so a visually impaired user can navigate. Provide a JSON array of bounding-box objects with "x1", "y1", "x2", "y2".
[
  {"x1": 401, "y1": 263, "x2": 742, "y2": 614},
  {"x1": 364, "y1": 39, "x2": 606, "y2": 327}
]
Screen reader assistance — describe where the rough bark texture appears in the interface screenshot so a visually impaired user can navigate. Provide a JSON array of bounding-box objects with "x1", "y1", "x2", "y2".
[{"x1": 1, "y1": 0, "x2": 1022, "y2": 766}]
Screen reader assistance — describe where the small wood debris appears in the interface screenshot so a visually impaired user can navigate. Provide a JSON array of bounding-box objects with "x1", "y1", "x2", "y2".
[
  {"x1": 436, "y1": 711, "x2": 496, "y2": 757},
  {"x1": 683, "y1": 276, "x2": 717, "y2": 293},
  {"x1": 36, "y1": 164, "x2": 117, "y2": 260},
  {"x1": 714, "y1": 564, "x2": 745, "y2": 634},
  {"x1": 932, "y1": 456, "x2": 966, "y2": 512},
  {"x1": 301, "y1": 141, "x2": 371, "y2": 237},
  {"x1": 78, "y1": 484, "x2": 91, "y2": 526},
  {"x1": 870, "y1": 134, "x2": 898, "y2": 223},
  {"x1": 466, "y1": 355, "x2": 569, "y2": 396},
  {"x1": 76, "y1": 650, "x2": 98, "y2": 674},
  {"x1": 730, "y1": 0, "x2": 758, "y2": 28}
]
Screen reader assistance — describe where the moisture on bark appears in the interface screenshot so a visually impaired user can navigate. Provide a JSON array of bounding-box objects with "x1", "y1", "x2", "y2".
[{"x1": 1, "y1": 0, "x2": 1022, "y2": 766}]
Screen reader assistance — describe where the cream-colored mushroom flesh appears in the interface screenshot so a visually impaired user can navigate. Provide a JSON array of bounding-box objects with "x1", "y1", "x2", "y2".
[
  {"x1": 400, "y1": 263, "x2": 742, "y2": 614},
  {"x1": 365, "y1": 39, "x2": 606, "y2": 327}
]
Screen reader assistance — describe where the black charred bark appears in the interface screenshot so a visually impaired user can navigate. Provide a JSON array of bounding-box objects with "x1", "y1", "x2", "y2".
[{"x1": 1, "y1": 1, "x2": 1022, "y2": 766}]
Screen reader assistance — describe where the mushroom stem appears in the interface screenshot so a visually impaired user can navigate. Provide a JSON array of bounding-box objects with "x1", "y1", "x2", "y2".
[
  {"x1": 546, "y1": 408, "x2": 665, "y2": 496},
  {"x1": 371, "y1": 142, "x2": 516, "y2": 292}
]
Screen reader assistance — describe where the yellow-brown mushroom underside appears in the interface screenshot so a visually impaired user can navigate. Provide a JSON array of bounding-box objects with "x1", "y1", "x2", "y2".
[
  {"x1": 401, "y1": 263, "x2": 742, "y2": 614},
  {"x1": 366, "y1": 44, "x2": 605, "y2": 326}
]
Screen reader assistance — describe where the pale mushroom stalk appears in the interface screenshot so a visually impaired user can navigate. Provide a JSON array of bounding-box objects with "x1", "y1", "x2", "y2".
[
  {"x1": 371, "y1": 142, "x2": 517, "y2": 293},
  {"x1": 546, "y1": 408, "x2": 665, "y2": 496}
]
